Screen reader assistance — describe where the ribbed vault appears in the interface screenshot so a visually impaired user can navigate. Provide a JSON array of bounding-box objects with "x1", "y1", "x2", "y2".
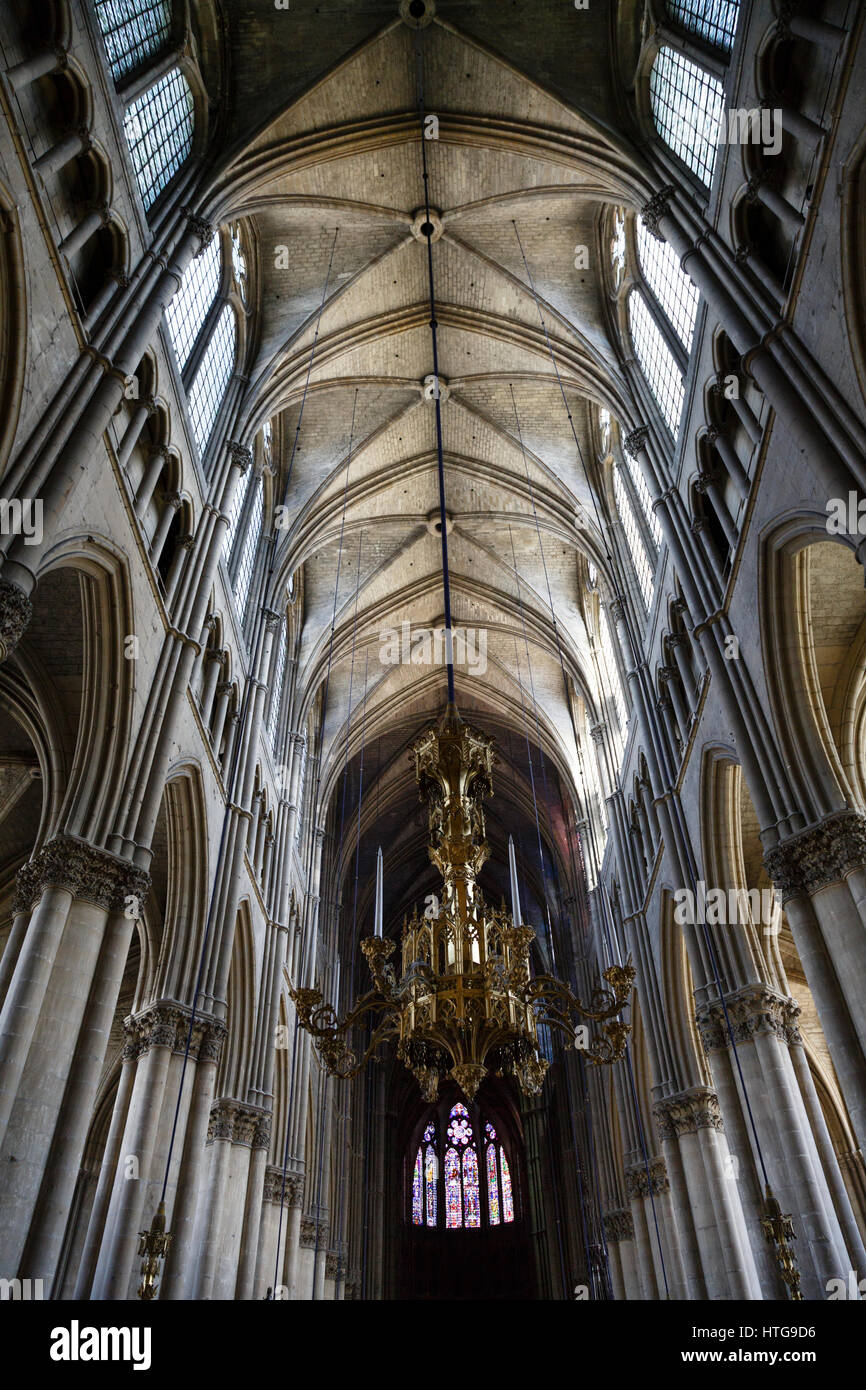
[{"x1": 204, "y1": 3, "x2": 643, "y2": 929}]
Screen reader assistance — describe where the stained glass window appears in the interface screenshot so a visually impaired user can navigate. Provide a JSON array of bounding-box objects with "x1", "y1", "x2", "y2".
[
  {"x1": 447, "y1": 1103, "x2": 473, "y2": 1147},
  {"x1": 187, "y1": 303, "x2": 237, "y2": 456},
  {"x1": 412, "y1": 1148, "x2": 423, "y2": 1226},
  {"x1": 445, "y1": 1147, "x2": 462, "y2": 1229},
  {"x1": 649, "y1": 47, "x2": 725, "y2": 188},
  {"x1": 123, "y1": 67, "x2": 194, "y2": 211},
  {"x1": 501, "y1": 1152, "x2": 514, "y2": 1223},
  {"x1": 94, "y1": 0, "x2": 172, "y2": 83},
  {"x1": 486, "y1": 1128, "x2": 500, "y2": 1225},
  {"x1": 666, "y1": 0, "x2": 740, "y2": 54},
  {"x1": 628, "y1": 290, "x2": 685, "y2": 439},
  {"x1": 463, "y1": 1146, "x2": 480, "y2": 1227},
  {"x1": 424, "y1": 1131, "x2": 438, "y2": 1227},
  {"x1": 165, "y1": 234, "x2": 221, "y2": 373},
  {"x1": 412, "y1": 1107, "x2": 515, "y2": 1230},
  {"x1": 636, "y1": 219, "x2": 700, "y2": 354}
]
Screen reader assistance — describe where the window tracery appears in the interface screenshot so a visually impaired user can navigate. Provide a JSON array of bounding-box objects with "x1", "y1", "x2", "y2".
[{"x1": 410, "y1": 1103, "x2": 514, "y2": 1230}]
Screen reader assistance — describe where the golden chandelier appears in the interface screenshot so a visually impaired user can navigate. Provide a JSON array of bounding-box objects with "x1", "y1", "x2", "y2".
[{"x1": 292, "y1": 704, "x2": 634, "y2": 1101}]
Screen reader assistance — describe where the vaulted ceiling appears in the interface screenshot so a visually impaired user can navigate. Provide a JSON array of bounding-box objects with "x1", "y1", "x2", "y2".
[{"x1": 198, "y1": 1, "x2": 651, "y2": 940}]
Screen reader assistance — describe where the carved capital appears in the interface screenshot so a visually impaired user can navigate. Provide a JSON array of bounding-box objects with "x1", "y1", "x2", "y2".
[
  {"x1": 207, "y1": 1102, "x2": 269, "y2": 1147},
  {"x1": 654, "y1": 1086, "x2": 723, "y2": 1142},
  {"x1": 624, "y1": 1157, "x2": 669, "y2": 1199},
  {"x1": 623, "y1": 426, "x2": 650, "y2": 459},
  {"x1": 123, "y1": 1001, "x2": 227, "y2": 1063},
  {"x1": 299, "y1": 1215, "x2": 329, "y2": 1249},
  {"x1": 13, "y1": 833, "x2": 150, "y2": 915},
  {"x1": 325, "y1": 1251, "x2": 347, "y2": 1281},
  {"x1": 603, "y1": 1208, "x2": 634, "y2": 1243},
  {"x1": 0, "y1": 578, "x2": 33, "y2": 662},
  {"x1": 763, "y1": 810, "x2": 866, "y2": 901},
  {"x1": 182, "y1": 206, "x2": 215, "y2": 254},
  {"x1": 227, "y1": 441, "x2": 253, "y2": 474},
  {"x1": 640, "y1": 185, "x2": 676, "y2": 242},
  {"x1": 696, "y1": 985, "x2": 802, "y2": 1053}
]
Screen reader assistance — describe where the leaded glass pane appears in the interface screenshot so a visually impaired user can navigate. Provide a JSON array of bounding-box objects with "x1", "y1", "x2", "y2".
[
  {"x1": 187, "y1": 303, "x2": 236, "y2": 455},
  {"x1": 425, "y1": 1143, "x2": 438, "y2": 1227},
  {"x1": 233, "y1": 478, "x2": 263, "y2": 619},
  {"x1": 649, "y1": 47, "x2": 725, "y2": 187},
  {"x1": 94, "y1": 0, "x2": 172, "y2": 82},
  {"x1": 412, "y1": 1148, "x2": 423, "y2": 1225},
  {"x1": 463, "y1": 1146, "x2": 480, "y2": 1227},
  {"x1": 447, "y1": 1102, "x2": 472, "y2": 1146},
  {"x1": 445, "y1": 1147, "x2": 462, "y2": 1229},
  {"x1": 123, "y1": 68, "x2": 194, "y2": 211},
  {"x1": 165, "y1": 235, "x2": 221, "y2": 372},
  {"x1": 666, "y1": 0, "x2": 740, "y2": 54},
  {"x1": 501, "y1": 1151, "x2": 514, "y2": 1223},
  {"x1": 486, "y1": 1142, "x2": 500, "y2": 1225},
  {"x1": 636, "y1": 219, "x2": 700, "y2": 353},
  {"x1": 614, "y1": 466, "x2": 654, "y2": 610},
  {"x1": 628, "y1": 290, "x2": 685, "y2": 439},
  {"x1": 600, "y1": 604, "x2": 627, "y2": 735},
  {"x1": 267, "y1": 615, "x2": 287, "y2": 747}
]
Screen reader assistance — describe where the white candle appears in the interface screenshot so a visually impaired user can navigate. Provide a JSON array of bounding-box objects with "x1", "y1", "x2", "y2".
[
  {"x1": 508, "y1": 835, "x2": 522, "y2": 926},
  {"x1": 374, "y1": 845, "x2": 384, "y2": 937}
]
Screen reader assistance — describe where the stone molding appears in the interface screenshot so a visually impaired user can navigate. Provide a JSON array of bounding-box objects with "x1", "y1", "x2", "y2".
[
  {"x1": 325, "y1": 1252, "x2": 347, "y2": 1281},
  {"x1": 763, "y1": 810, "x2": 866, "y2": 901},
  {"x1": 122, "y1": 1001, "x2": 227, "y2": 1064},
  {"x1": 603, "y1": 1208, "x2": 635, "y2": 1243},
  {"x1": 696, "y1": 985, "x2": 802, "y2": 1054},
  {"x1": 14, "y1": 833, "x2": 151, "y2": 915},
  {"x1": 624, "y1": 1157, "x2": 669, "y2": 1200},
  {"x1": 654, "y1": 1086, "x2": 724, "y2": 1142}
]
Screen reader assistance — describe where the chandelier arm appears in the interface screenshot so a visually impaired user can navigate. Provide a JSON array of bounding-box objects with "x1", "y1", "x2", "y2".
[{"x1": 319, "y1": 1016, "x2": 403, "y2": 1080}]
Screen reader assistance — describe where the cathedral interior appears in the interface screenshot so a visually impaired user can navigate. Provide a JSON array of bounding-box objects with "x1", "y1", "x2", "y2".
[{"x1": 0, "y1": 0, "x2": 865, "y2": 1306}]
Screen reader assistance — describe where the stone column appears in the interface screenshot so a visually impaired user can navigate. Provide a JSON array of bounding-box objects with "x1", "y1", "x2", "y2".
[
  {"x1": 89, "y1": 1002, "x2": 225, "y2": 1299},
  {"x1": 764, "y1": 812, "x2": 866, "y2": 1151},
  {"x1": 603, "y1": 1209, "x2": 639, "y2": 1299},
  {"x1": 0, "y1": 836, "x2": 148, "y2": 1283},
  {"x1": 698, "y1": 986, "x2": 851, "y2": 1299},
  {"x1": 654, "y1": 1087, "x2": 759, "y2": 1299}
]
